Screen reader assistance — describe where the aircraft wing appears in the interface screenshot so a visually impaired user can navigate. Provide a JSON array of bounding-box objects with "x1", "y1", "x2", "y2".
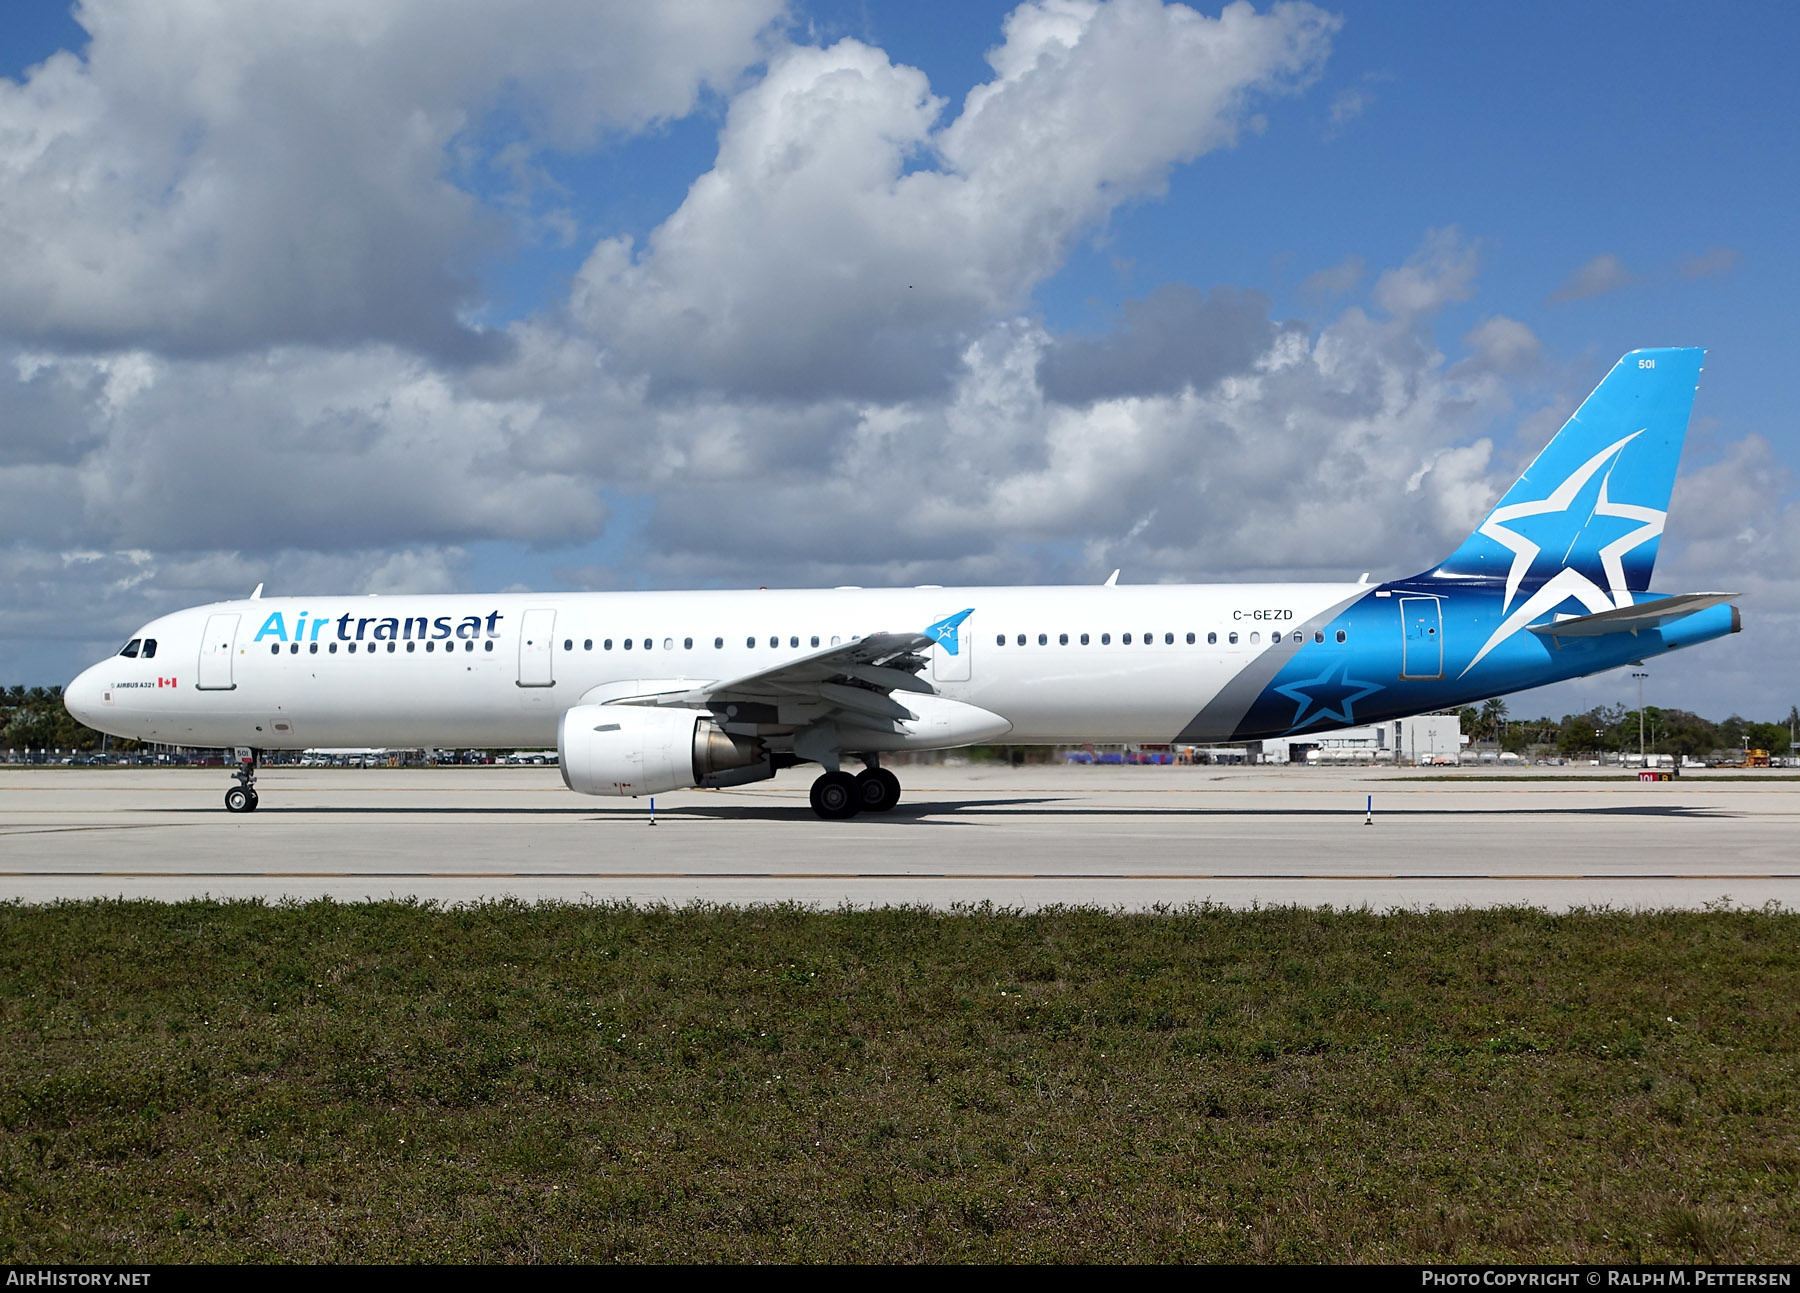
[
  {"x1": 1527, "y1": 592, "x2": 1740, "y2": 639},
  {"x1": 607, "y1": 609, "x2": 974, "y2": 731}
]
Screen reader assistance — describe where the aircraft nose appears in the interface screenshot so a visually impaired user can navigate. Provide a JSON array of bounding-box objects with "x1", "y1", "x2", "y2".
[{"x1": 64, "y1": 664, "x2": 104, "y2": 727}]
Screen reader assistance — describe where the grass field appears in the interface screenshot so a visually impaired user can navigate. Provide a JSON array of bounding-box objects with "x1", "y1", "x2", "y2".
[{"x1": 1, "y1": 900, "x2": 1795, "y2": 1263}]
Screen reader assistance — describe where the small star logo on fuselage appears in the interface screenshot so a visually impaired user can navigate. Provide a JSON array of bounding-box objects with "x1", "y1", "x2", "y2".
[{"x1": 1273, "y1": 660, "x2": 1386, "y2": 731}]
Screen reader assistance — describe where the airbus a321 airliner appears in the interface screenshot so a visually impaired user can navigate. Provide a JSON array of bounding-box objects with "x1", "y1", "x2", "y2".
[{"x1": 65, "y1": 348, "x2": 1740, "y2": 819}]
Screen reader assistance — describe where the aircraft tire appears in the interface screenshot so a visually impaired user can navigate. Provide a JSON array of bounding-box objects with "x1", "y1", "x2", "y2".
[
  {"x1": 855, "y1": 767, "x2": 901, "y2": 813},
  {"x1": 225, "y1": 787, "x2": 251, "y2": 813},
  {"x1": 810, "y1": 771, "x2": 862, "y2": 820},
  {"x1": 245, "y1": 789, "x2": 260, "y2": 812}
]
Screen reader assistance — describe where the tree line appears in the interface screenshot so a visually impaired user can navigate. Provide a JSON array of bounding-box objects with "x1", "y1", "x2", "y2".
[
  {"x1": 1455, "y1": 696, "x2": 1799, "y2": 760},
  {"x1": 1, "y1": 686, "x2": 140, "y2": 754}
]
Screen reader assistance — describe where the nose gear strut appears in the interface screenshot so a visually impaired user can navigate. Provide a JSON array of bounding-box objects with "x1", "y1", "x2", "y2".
[{"x1": 224, "y1": 747, "x2": 260, "y2": 812}]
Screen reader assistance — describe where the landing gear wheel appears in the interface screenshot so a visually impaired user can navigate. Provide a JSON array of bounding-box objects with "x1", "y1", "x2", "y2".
[
  {"x1": 225, "y1": 786, "x2": 251, "y2": 813},
  {"x1": 855, "y1": 767, "x2": 901, "y2": 813},
  {"x1": 810, "y1": 770, "x2": 862, "y2": 820}
]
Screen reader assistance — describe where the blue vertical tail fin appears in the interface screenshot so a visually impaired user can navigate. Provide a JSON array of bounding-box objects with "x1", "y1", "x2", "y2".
[{"x1": 1432, "y1": 347, "x2": 1704, "y2": 606}]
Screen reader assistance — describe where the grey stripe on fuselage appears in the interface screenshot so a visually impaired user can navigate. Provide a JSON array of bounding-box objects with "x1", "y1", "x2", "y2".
[{"x1": 1173, "y1": 589, "x2": 1372, "y2": 743}]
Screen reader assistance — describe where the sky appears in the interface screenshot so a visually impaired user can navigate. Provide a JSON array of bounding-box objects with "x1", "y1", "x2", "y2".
[{"x1": 1, "y1": 0, "x2": 1795, "y2": 723}]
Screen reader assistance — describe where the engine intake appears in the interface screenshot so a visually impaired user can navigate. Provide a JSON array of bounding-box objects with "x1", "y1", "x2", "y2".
[{"x1": 558, "y1": 704, "x2": 769, "y2": 797}]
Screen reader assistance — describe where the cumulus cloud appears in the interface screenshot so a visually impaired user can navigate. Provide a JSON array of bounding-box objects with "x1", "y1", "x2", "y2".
[
  {"x1": 1037, "y1": 284, "x2": 1289, "y2": 402},
  {"x1": 1679, "y1": 246, "x2": 1739, "y2": 279},
  {"x1": 1458, "y1": 315, "x2": 1541, "y2": 374},
  {"x1": 1371, "y1": 227, "x2": 1478, "y2": 318},
  {"x1": 0, "y1": 0, "x2": 782, "y2": 360},
  {"x1": 1300, "y1": 254, "x2": 1363, "y2": 298},
  {"x1": 0, "y1": 343, "x2": 609, "y2": 554},
  {"x1": 1324, "y1": 71, "x2": 1386, "y2": 137},
  {"x1": 1547, "y1": 252, "x2": 1635, "y2": 303},
  {"x1": 571, "y1": 0, "x2": 1340, "y2": 397}
]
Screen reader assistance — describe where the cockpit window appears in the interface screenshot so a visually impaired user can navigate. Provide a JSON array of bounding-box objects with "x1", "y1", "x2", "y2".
[
  {"x1": 118, "y1": 639, "x2": 141, "y2": 658},
  {"x1": 141, "y1": 638, "x2": 157, "y2": 659}
]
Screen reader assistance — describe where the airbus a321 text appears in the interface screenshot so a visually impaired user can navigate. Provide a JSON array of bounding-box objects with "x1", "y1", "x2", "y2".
[{"x1": 66, "y1": 349, "x2": 1740, "y2": 819}]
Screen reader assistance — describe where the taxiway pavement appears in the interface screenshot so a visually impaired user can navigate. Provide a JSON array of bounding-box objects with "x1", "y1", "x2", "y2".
[{"x1": 2, "y1": 765, "x2": 1795, "y2": 910}]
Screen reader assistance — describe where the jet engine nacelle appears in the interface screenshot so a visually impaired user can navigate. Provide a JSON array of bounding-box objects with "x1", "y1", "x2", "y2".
[{"x1": 558, "y1": 704, "x2": 770, "y2": 797}]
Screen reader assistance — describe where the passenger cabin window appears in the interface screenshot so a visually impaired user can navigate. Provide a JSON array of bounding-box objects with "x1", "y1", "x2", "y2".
[
  {"x1": 769, "y1": 636, "x2": 779, "y2": 649},
  {"x1": 714, "y1": 638, "x2": 723, "y2": 649},
  {"x1": 1228, "y1": 632, "x2": 1238, "y2": 645},
  {"x1": 1123, "y1": 633, "x2": 1132, "y2": 645},
  {"x1": 119, "y1": 639, "x2": 141, "y2": 658},
  {"x1": 605, "y1": 639, "x2": 614, "y2": 650},
  {"x1": 625, "y1": 639, "x2": 634, "y2": 650},
  {"x1": 1101, "y1": 633, "x2": 1110, "y2": 645},
  {"x1": 684, "y1": 638, "x2": 693, "y2": 650},
  {"x1": 996, "y1": 634, "x2": 1006, "y2": 646},
  {"x1": 1016, "y1": 634, "x2": 1026, "y2": 646},
  {"x1": 789, "y1": 636, "x2": 799, "y2": 648},
  {"x1": 811, "y1": 636, "x2": 820, "y2": 647},
  {"x1": 1079, "y1": 633, "x2": 1089, "y2": 645},
  {"x1": 1164, "y1": 633, "x2": 1174, "y2": 645},
  {"x1": 665, "y1": 638, "x2": 675, "y2": 651},
  {"x1": 1314, "y1": 631, "x2": 1324, "y2": 644},
  {"x1": 1186, "y1": 632, "x2": 1195, "y2": 644},
  {"x1": 1058, "y1": 633, "x2": 1068, "y2": 645},
  {"x1": 746, "y1": 637, "x2": 755, "y2": 648},
  {"x1": 1336, "y1": 630, "x2": 1347, "y2": 643},
  {"x1": 1249, "y1": 632, "x2": 1260, "y2": 645},
  {"x1": 1271, "y1": 631, "x2": 1282, "y2": 644},
  {"x1": 1207, "y1": 632, "x2": 1217, "y2": 645},
  {"x1": 584, "y1": 639, "x2": 593, "y2": 650},
  {"x1": 1037, "y1": 633, "x2": 1047, "y2": 645}
]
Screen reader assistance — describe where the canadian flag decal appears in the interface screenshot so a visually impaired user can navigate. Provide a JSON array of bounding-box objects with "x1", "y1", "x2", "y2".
[{"x1": 158, "y1": 676, "x2": 177, "y2": 688}]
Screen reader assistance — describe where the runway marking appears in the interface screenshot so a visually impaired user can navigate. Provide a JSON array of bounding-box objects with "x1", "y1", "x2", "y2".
[{"x1": 5, "y1": 871, "x2": 1797, "y2": 881}]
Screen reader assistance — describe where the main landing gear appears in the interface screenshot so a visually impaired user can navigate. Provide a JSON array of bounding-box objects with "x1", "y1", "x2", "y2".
[
  {"x1": 225, "y1": 749, "x2": 260, "y2": 813},
  {"x1": 809, "y1": 761, "x2": 901, "y2": 820}
]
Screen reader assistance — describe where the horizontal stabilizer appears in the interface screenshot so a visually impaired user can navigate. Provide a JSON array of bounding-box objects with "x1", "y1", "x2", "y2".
[{"x1": 1526, "y1": 592, "x2": 1738, "y2": 639}]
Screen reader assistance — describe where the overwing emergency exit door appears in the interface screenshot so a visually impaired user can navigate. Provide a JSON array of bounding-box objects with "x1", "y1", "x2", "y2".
[
  {"x1": 930, "y1": 610, "x2": 973, "y2": 683},
  {"x1": 516, "y1": 608, "x2": 556, "y2": 687},
  {"x1": 1399, "y1": 596, "x2": 1443, "y2": 679},
  {"x1": 197, "y1": 613, "x2": 239, "y2": 690}
]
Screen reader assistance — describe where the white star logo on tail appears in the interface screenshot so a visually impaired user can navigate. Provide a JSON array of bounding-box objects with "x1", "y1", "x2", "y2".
[{"x1": 1461, "y1": 431, "x2": 1665, "y2": 676}]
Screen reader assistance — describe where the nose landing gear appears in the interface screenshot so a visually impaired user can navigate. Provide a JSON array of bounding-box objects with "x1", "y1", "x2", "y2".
[{"x1": 225, "y1": 748, "x2": 260, "y2": 813}]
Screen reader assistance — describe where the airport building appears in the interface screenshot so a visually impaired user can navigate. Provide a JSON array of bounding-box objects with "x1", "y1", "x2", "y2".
[{"x1": 1261, "y1": 712, "x2": 1464, "y2": 765}]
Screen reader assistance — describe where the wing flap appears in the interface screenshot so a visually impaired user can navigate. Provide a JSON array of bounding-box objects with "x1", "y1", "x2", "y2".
[{"x1": 597, "y1": 610, "x2": 975, "y2": 745}]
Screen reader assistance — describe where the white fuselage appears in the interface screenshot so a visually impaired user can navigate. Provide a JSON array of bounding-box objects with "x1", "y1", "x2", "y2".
[{"x1": 67, "y1": 583, "x2": 1367, "y2": 750}]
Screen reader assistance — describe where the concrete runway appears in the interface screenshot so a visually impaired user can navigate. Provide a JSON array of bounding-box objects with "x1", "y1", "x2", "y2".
[{"x1": 2, "y1": 764, "x2": 1796, "y2": 910}]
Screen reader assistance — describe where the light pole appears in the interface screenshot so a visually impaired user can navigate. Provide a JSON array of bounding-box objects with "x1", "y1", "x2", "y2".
[{"x1": 1632, "y1": 670, "x2": 1649, "y2": 763}]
